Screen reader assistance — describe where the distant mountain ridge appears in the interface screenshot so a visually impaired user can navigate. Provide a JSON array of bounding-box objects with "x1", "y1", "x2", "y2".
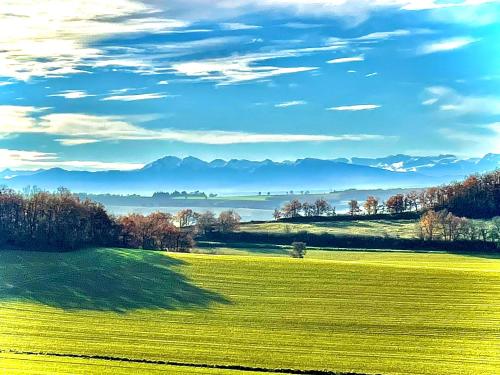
[{"x1": 1, "y1": 154, "x2": 498, "y2": 194}]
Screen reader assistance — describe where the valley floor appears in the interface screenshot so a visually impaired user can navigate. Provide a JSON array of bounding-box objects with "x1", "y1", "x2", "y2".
[{"x1": 0, "y1": 248, "x2": 499, "y2": 374}]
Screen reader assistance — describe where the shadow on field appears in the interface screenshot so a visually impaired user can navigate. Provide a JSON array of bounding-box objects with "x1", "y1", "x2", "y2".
[{"x1": 0, "y1": 248, "x2": 229, "y2": 312}]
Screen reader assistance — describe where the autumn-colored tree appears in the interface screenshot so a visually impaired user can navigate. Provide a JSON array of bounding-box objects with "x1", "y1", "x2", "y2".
[
  {"x1": 196, "y1": 211, "x2": 217, "y2": 235},
  {"x1": 282, "y1": 199, "x2": 302, "y2": 218},
  {"x1": 313, "y1": 198, "x2": 332, "y2": 216},
  {"x1": 217, "y1": 210, "x2": 241, "y2": 233},
  {"x1": 386, "y1": 194, "x2": 405, "y2": 214},
  {"x1": 363, "y1": 196, "x2": 379, "y2": 215}
]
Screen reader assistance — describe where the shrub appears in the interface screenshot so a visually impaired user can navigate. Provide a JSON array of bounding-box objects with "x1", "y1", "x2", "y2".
[{"x1": 291, "y1": 242, "x2": 307, "y2": 258}]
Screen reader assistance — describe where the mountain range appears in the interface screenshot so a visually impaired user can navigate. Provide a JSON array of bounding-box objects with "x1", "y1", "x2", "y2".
[{"x1": 1, "y1": 154, "x2": 498, "y2": 194}]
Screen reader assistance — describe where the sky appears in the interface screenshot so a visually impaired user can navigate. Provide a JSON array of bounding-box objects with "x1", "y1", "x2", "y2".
[{"x1": 0, "y1": 0, "x2": 499, "y2": 171}]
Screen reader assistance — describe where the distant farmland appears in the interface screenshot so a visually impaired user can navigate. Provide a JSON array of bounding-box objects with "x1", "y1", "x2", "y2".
[{"x1": 1, "y1": 248, "x2": 499, "y2": 374}]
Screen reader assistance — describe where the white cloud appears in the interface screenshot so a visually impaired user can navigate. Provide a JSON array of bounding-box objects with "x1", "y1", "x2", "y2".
[
  {"x1": 220, "y1": 22, "x2": 261, "y2": 30},
  {"x1": 0, "y1": 82, "x2": 15, "y2": 87},
  {"x1": 365, "y1": 72, "x2": 378, "y2": 77},
  {"x1": 0, "y1": 0, "x2": 188, "y2": 80},
  {"x1": 48, "y1": 90, "x2": 95, "y2": 99},
  {"x1": 401, "y1": 0, "x2": 497, "y2": 11},
  {"x1": 101, "y1": 93, "x2": 169, "y2": 101},
  {"x1": 0, "y1": 106, "x2": 42, "y2": 134},
  {"x1": 422, "y1": 98, "x2": 438, "y2": 105},
  {"x1": 159, "y1": 1, "x2": 497, "y2": 25},
  {"x1": 55, "y1": 139, "x2": 101, "y2": 146},
  {"x1": 327, "y1": 55, "x2": 364, "y2": 64},
  {"x1": 275, "y1": 100, "x2": 307, "y2": 108},
  {"x1": 0, "y1": 148, "x2": 143, "y2": 171},
  {"x1": 170, "y1": 53, "x2": 318, "y2": 85},
  {"x1": 439, "y1": 122, "x2": 500, "y2": 154},
  {"x1": 0, "y1": 106, "x2": 385, "y2": 145},
  {"x1": 357, "y1": 29, "x2": 411, "y2": 40},
  {"x1": 327, "y1": 104, "x2": 381, "y2": 111},
  {"x1": 157, "y1": 80, "x2": 169, "y2": 85},
  {"x1": 423, "y1": 86, "x2": 500, "y2": 115},
  {"x1": 282, "y1": 22, "x2": 324, "y2": 29},
  {"x1": 417, "y1": 37, "x2": 478, "y2": 54}
]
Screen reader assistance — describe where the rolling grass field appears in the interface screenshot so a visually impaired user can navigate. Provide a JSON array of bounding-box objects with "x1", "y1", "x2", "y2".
[
  {"x1": 1, "y1": 248, "x2": 499, "y2": 374},
  {"x1": 240, "y1": 220, "x2": 420, "y2": 239}
]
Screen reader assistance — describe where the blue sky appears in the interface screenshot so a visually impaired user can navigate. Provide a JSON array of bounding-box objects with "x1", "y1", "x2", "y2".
[{"x1": 0, "y1": 0, "x2": 499, "y2": 170}]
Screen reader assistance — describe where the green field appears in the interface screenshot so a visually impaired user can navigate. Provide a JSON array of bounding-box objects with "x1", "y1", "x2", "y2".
[
  {"x1": 1, "y1": 248, "x2": 499, "y2": 374},
  {"x1": 240, "y1": 219, "x2": 420, "y2": 238}
]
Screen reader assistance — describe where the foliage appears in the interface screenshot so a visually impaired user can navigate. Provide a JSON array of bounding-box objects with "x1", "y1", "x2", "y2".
[
  {"x1": 275, "y1": 198, "x2": 334, "y2": 220},
  {"x1": 0, "y1": 187, "x2": 118, "y2": 250},
  {"x1": 382, "y1": 170, "x2": 499, "y2": 219},
  {"x1": 418, "y1": 209, "x2": 500, "y2": 243},
  {"x1": 290, "y1": 241, "x2": 306, "y2": 258}
]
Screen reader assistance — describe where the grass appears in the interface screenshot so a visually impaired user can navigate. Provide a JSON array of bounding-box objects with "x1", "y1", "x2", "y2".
[
  {"x1": 240, "y1": 219, "x2": 420, "y2": 238},
  {"x1": 1, "y1": 248, "x2": 499, "y2": 374}
]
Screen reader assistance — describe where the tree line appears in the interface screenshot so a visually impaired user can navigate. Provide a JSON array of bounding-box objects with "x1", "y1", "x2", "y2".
[
  {"x1": 418, "y1": 210, "x2": 499, "y2": 243},
  {"x1": 0, "y1": 187, "x2": 240, "y2": 251},
  {"x1": 274, "y1": 170, "x2": 499, "y2": 219}
]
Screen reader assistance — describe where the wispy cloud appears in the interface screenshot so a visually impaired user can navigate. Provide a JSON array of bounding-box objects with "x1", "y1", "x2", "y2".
[
  {"x1": 0, "y1": 106, "x2": 385, "y2": 146},
  {"x1": 0, "y1": 0, "x2": 188, "y2": 80},
  {"x1": 439, "y1": 122, "x2": 500, "y2": 154},
  {"x1": 220, "y1": 22, "x2": 261, "y2": 30},
  {"x1": 160, "y1": 1, "x2": 497, "y2": 25},
  {"x1": 101, "y1": 93, "x2": 169, "y2": 101},
  {"x1": 327, "y1": 55, "x2": 364, "y2": 64},
  {"x1": 423, "y1": 86, "x2": 500, "y2": 115},
  {"x1": 357, "y1": 29, "x2": 411, "y2": 40},
  {"x1": 365, "y1": 72, "x2": 378, "y2": 77},
  {"x1": 48, "y1": 90, "x2": 95, "y2": 99},
  {"x1": 327, "y1": 104, "x2": 381, "y2": 111},
  {"x1": 282, "y1": 22, "x2": 324, "y2": 29},
  {"x1": 275, "y1": 100, "x2": 307, "y2": 108},
  {"x1": 0, "y1": 148, "x2": 143, "y2": 171},
  {"x1": 417, "y1": 37, "x2": 478, "y2": 54}
]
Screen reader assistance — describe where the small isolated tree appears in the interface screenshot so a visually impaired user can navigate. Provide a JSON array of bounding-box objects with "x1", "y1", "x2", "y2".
[
  {"x1": 348, "y1": 200, "x2": 361, "y2": 216},
  {"x1": 291, "y1": 242, "x2": 306, "y2": 258}
]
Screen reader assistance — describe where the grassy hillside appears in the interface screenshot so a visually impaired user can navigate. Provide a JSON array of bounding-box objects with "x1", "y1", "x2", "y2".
[
  {"x1": 240, "y1": 219, "x2": 419, "y2": 239},
  {"x1": 1, "y1": 248, "x2": 499, "y2": 374}
]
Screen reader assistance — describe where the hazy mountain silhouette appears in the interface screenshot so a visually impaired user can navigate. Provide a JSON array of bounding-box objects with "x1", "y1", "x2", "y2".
[{"x1": 1, "y1": 154, "x2": 498, "y2": 194}]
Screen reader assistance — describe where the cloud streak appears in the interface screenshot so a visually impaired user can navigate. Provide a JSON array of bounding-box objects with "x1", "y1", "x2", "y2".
[
  {"x1": 417, "y1": 37, "x2": 477, "y2": 54},
  {"x1": 101, "y1": 93, "x2": 170, "y2": 101},
  {"x1": 275, "y1": 101, "x2": 307, "y2": 108},
  {"x1": 0, "y1": 148, "x2": 143, "y2": 171},
  {"x1": 327, "y1": 56, "x2": 365, "y2": 64},
  {"x1": 0, "y1": 106, "x2": 385, "y2": 146},
  {"x1": 423, "y1": 86, "x2": 500, "y2": 115},
  {"x1": 328, "y1": 104, "x2": 381, "y2": 111}
]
